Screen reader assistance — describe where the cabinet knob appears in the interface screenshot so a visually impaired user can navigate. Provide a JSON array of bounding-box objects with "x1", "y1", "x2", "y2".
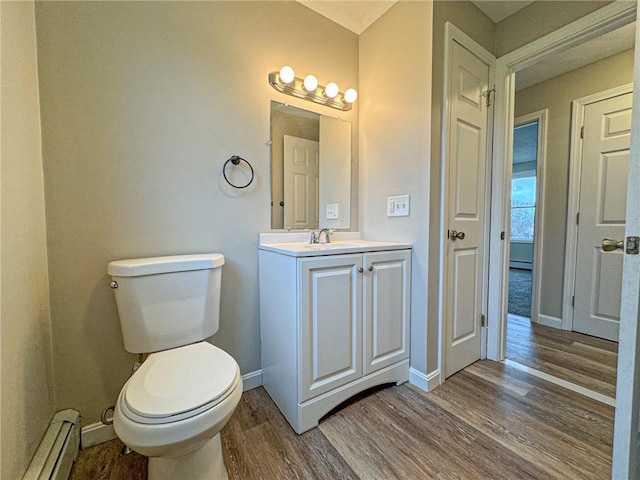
[
  {"x1": 368, "y1": 265, "x2": 373, "y2": 272},
  {"x1": 358, "y1": 267, "x2": 364, "y2": 273}
]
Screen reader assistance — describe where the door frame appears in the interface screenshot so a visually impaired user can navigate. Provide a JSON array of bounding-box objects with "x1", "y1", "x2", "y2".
[
  {"x1": 438, "y1": 22, "x2": 496, "y2": 382},
  {"x1": 562, "y1": 83, "x2": 634, "y2": 331},
  {"x1": 511, "y1": 109, "x2": 548, "y2": 325},
  {"x1": 486, "y1": 0, "x2": 636, "y2": 361}
]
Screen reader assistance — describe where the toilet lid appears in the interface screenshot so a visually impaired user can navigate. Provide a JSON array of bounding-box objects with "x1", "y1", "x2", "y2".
[{"x1": 123, "y1": 342, "x2": 238, "y2": 420}]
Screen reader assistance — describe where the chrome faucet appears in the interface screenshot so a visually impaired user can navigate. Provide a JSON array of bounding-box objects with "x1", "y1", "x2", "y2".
[{"x1": 310, "y1": 228, "x2": 334, "y2": 244}]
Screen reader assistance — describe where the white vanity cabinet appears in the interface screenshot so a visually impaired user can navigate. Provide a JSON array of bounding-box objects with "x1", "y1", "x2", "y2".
[{"x1": 259, "y1": 241, "x2": 410, "y2": 434}]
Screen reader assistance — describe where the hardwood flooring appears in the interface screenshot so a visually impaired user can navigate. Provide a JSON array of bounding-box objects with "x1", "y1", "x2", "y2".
[
  {"x1": 70, "y1": 360, "x2": 613, "y2": 480},
  {"x1": 507, "y1": 314, "x2": 618, "y2": 398}
]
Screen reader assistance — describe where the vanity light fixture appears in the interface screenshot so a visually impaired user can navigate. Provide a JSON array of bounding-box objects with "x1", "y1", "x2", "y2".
[{"x1": 269, "y1": 65, "x2": 357, "y2": 111}]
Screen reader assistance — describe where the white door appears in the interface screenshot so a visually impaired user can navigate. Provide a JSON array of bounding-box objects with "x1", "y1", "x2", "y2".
[
  {"x1": 444, "y1": 41, "x2": 491, "y2": 378},
  {"x1": 573, "y1": 92, "x2": 632, "y2": 341},
  {"x1": 283, "y1": 135, "x2": 319, "y2": 229}
]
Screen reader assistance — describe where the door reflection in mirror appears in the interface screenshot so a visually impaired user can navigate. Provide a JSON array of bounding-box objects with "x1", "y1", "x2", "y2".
[{"x1": 270, "y1": 101, "x2": 351, "y2": 230}]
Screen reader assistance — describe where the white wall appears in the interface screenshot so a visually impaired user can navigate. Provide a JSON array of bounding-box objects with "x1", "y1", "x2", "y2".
[
  {"x1": 1, "y1": 2, "x2": 57, "y2": 478},
  {"x1": 359, "y1": 2, "x2": 433, "y2": 376},
  {"x1": 34, "y1": 1, "x2": 358, "y2": 426}
]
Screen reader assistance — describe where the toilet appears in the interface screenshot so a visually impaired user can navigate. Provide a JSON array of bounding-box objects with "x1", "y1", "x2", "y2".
[{"x1": 107, "y1": 253, "x2": 242, "y2": 480}]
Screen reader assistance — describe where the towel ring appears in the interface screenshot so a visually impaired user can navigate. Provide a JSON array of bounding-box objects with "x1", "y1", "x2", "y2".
[{"x1": 223, "y1": 155, "x2": 254, "y2": 189}]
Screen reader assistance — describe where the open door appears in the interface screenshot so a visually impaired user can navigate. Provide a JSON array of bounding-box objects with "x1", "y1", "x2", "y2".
[{"x1": 611, "y1": 17, "x2": 640, "y2": 477}]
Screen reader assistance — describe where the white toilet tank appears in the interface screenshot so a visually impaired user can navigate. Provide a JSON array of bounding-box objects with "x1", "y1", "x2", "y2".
[{"x1": 107, "y1": 254, "x2": 225, "y2": 353}]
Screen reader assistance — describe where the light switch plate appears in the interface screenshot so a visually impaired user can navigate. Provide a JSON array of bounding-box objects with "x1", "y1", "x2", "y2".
[
  {"x1": 387, "y1": 195, "x2": 410, "y2": 217},
  {"x1": 326, "y1": 203, "x2": 339, "y2": 220}
]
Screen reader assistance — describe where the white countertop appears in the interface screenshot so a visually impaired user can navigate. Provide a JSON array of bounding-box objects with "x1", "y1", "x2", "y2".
[{"x1": 259, "y1": 232, "x2": 411, "y2": 257}]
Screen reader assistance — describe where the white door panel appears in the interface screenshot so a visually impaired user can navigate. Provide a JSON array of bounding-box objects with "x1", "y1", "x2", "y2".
[
  {"x1": 445, "y1": 41, "x2": 490, "y2": 378},
  {"x1": 363, "y1": 250, "x2": 411, "y2": 375},
  {"x1": 284, "y1": 135, "x2": 319, "y2": 229},
  {"x1": 299, "y1": 255, "x2": 362, "y2": 402},
  {"x1": 574, "y1": 93, "x2": 631, "y2": 341}
]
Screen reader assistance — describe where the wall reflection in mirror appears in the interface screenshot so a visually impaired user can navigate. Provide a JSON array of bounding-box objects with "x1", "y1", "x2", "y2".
[{"x1": 270, "y1": 101, "x2": 351, "y2": 230}]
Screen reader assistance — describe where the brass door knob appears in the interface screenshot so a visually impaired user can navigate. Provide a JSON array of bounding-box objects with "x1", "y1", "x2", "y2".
[
  {"x1": 450, "y1": 230, "x2": 466, "y2": 241},
  {"x1": 602, "y1": 238, "x2": 624, "y2": 251}
]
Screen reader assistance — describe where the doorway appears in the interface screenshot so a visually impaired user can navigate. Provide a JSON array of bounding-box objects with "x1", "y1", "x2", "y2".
[
  {"x1": 503, "y1": 42, "x2": 632, "y2": 401},
  {"x1": 507, "y1": 112, "x2": 546, "y2": 322}
]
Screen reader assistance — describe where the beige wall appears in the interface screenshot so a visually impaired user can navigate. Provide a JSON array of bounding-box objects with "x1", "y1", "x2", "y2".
[
  {"x1": 427, "y1": 1, "x2": 494, "y2": 373},
  {"x1": 360, "y1": 1, "x2": 433, "y2": 375},
  {"x1": 515, "y1": 49, "x2": 634, "y2": 318},
  {"x1": 1, "y1": 2, "x2": 57, "y2": 478},
  {"x1": 35, "y1": 1, "x2": 358, "y2": 426},
  {"x1": 494, "y1": 1, "x2": 614, "y2": 57}
]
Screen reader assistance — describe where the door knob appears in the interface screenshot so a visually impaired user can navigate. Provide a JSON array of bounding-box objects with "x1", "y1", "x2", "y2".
[
  {"x1": 602, "y1": 238, "x2": 624, "y2": 251},
  {"x1": 450, "y1": 230, "x2": 466, "y2": 241}
]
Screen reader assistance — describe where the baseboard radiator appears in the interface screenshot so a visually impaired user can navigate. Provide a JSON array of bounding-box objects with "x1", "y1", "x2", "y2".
[{"x1": 23, "y1": 409, "x2": 80, "y2": 480}]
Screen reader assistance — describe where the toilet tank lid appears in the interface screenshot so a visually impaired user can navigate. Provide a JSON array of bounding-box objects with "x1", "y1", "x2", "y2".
[{"x1": 108, "y1": 253, "x2": 224, "y2": 277}]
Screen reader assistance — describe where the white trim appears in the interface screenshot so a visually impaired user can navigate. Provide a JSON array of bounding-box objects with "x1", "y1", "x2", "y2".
[
  {"x1": 81, "y1": 422, "x2": 116, "y2": 449},
  {"x1": 562, "y1": 83, "x2": 634, "y2": 331},
  {"x1": 536, "y1": 313, "x2": 563, "y2": 330},
  {"x1": 439, "y1": 22, "x2": 496, "y2": 381},
  {"x1": 505, "y1": 359, "x2": 616, "y2": 407},
  {"x1": 513, "y1": 109, "x2": 548, "y2": 326},
  {"x1": 241, "y1": 369, "x2": 263, "y2": 391},
  {"x1": 488, "y1": 0, "x2": 637, "y2": 362},
  {"x1": 409, "y1": 367, "x2": 441, "y2": 392},
  {"x1": 81, "y1": 369, "x2": 264, "y2": 449}
]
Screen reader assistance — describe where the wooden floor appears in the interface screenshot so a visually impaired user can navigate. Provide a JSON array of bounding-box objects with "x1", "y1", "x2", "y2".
[
  {"x1": 507, "y1": 314, "x2": 618, "y2": 398},
  {"x1": 70, "y1": 360, "x2": 613, "y2": 479}
]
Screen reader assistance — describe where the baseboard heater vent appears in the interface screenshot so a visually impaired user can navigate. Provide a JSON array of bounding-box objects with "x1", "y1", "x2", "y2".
[{"x1": 23, "y1": 409, "x2": 80, "y2": 480}]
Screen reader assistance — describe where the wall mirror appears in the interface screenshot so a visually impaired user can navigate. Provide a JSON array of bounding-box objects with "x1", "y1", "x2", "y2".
[{"x1": 270, "y1": 101, "x2": 351, "y2": 230}]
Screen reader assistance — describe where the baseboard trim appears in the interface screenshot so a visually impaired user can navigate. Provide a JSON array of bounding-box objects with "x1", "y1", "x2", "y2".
[
  {"x1": 409, "y1": 367, "x2": 441, "y2": 392},
  {"x1": 81, "y1": 422, "x2": 116, "y2": 449},
  {"x1": 241, "y1": 369, "x2": 263, "y2": 391},
  {"x1": 536, "y1": 314, "x2": 562, "y2": 329}
]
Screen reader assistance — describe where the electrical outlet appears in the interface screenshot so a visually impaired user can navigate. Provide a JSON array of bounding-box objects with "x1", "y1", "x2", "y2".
[
  {"x1": 326, "y1": 203, "x2": 339, "y2": 220},
  {"x1": 387, "y1": 195, "x2": 410, "y2": 217}
]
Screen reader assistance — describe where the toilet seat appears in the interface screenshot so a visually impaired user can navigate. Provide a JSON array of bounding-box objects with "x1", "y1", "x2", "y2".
[{"x1": 120, "y1": 342, "x2": 240, "y2": 425}]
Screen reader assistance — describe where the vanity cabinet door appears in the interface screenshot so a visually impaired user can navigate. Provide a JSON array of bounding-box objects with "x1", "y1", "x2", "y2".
[
  {"x1": 363, "y1": 250, "x2": 411, "y2": 375},
  {"x1": 299, "y1": 254, "x2": 363, "y2": 402}
]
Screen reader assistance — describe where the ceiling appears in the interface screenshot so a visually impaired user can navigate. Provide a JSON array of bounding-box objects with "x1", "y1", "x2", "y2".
[
  {"x1": 296, "y1": 1, "x2": 635, "y2": 91},
  {"x1": 516, "y1": 21, "x2": 636, "y2": 90},
  {"x1": 297, "y1": 1, "x2": 534, "y2": 34},
  {"x1": 297, "y1": 1, "x2": 397, "y2": 34},
  {"x1": 471, "y1": 0, "x2": 534, "y2": 23}
]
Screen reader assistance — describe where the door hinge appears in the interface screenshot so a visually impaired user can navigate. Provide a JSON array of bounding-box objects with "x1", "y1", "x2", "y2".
[
  {"x1": 576, "y1": 212, "x2": 580, "y2": 225},
  {"x1": 500, "y1": 231, "x2": 505, "y2": 240},
  {"x1": 481, "y1": 314, "x2": 487, "y2": 327},
  {"x1": 572, "y1": 296, "x2": 575, "y2": 307},
  {"x1": 483, "y1": 88, "x2": 496, "y2": 107},
  {"x1": 580, "y1": 126, "x2": 584, "y2": 139}
]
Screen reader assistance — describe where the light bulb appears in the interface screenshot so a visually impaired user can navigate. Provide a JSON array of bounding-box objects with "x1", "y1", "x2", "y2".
[
  {"x1": 344, "y1": 88, "x2": 358, "y2": 104},
  {"x1": 279, "y1": 65, "x2": 295, "y2": 84},
  {"x1": 324, "y1": 82, "x2": 339, "y2": 99},
  {"x1": 303, "y1": 74, "x2": 318, "y2": 92}
]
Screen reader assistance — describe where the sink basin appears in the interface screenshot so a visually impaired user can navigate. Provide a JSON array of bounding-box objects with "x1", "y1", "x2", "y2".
[
  {"x1": 259, "y1": 239, "x2": 411, "y2": 257},
  {"x1": 286, "y1": 242, "x2": 364, "y2": 250}
]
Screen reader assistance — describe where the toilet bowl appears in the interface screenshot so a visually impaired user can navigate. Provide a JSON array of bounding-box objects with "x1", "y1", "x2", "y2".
[{"x1": 114, "y1": 342, "x2": 242, "y2": 480}]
